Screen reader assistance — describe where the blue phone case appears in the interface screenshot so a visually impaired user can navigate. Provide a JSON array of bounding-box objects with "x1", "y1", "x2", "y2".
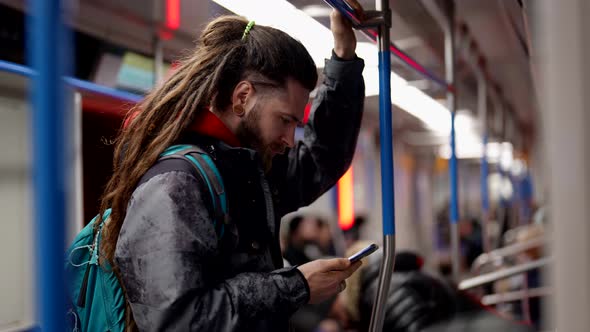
[{"x1": 348, "y1": 243, "x2": 379, "y2": 263}]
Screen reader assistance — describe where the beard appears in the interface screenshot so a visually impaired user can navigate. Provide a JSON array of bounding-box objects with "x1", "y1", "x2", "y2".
[{"x1": 235, "y1": 105, "x2": 279, "y2": 173}]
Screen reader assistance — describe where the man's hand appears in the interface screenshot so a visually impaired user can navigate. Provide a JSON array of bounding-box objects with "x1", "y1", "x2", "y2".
[
  {"x1": 297, "y1": 258, "x2": 362, "y2": 304},
  {"x1": 330, "y1": 0, "x2": 364, "y2": 60}
]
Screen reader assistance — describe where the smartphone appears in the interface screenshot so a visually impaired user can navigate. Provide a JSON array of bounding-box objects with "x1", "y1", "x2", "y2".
[{"x1": 348, "y1": 243, "x2": 379, "y2": 263}]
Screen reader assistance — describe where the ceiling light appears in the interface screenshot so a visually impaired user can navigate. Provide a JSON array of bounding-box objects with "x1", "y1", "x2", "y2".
[
  {"x1": 212, "y1": 0, "x2": 333, "y2": 65},
  {"x1": 301, "y1": 4, "x2": 332, "y2": 17}
]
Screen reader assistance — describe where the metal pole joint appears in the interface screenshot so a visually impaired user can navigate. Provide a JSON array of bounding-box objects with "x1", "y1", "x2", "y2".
[{"x1": 356, "y1": 9, "x2": 391, "y2": 28}]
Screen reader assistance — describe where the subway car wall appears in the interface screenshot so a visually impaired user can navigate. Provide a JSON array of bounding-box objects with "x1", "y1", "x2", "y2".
[
  {"x1": 0, "y1": 1, "x2": 533, "y2": 263},
  {"x1": 0, "y1": 3, "x2": 159, "y2": 223}
]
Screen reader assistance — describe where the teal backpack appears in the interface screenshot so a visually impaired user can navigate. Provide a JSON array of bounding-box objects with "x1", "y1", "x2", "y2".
[{"x1": 65, "y1": 145, "x2": 228, "y2": 332}]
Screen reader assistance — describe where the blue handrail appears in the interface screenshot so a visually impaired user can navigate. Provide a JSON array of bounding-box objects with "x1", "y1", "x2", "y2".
[
  {"x1": 450, "y1": 111, "x2": 459, "y2": 225},
  {"x1": 378, "y1": 49, "x2": 395, "y2": 236},
  {"x1": 444, "y1": 3, "x2": 460, "y2": 280},
  {"x1": 481, "y1": 134, "x2": 489, "y2": 212},
  {"x1": 29, "y1": 0, "x2": 67, "y2": 330},
  {"x1": 0, "y1": 59, "x2": 143, "y2": 103}
]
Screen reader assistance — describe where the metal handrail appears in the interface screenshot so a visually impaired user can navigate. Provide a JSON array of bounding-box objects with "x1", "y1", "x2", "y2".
[
  {"x1": 471, "y1": 236, "x2": 545, "y2": 273},
  {"x1": 322, "y1": 1, "x2": 397, "y2": 331},
  {"x1": 481, "y1": 287, "x2": 552, "y2": 305},
  {"x1": 459, "y1": 257, "x2": 550, "y2": 290},
  {"x1": 0, "y1": 60, "x2": 143, "y2": 103},
  {"x1": 444, "y1": 1, "x2": 460, "y2": 282},
  {"x1": 323, "y1": 0, "x2": 454, "y2": 92}
]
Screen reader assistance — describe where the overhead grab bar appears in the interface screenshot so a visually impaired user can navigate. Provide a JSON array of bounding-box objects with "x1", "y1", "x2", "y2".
[
  {"x1": 323, "y1": 0, "x2": 454, "y2": 92},
  {"x1": 0, "y1": 59, "x2": 143, "y2": 103},
  {"x1": 459, "y1": 257, "x2": 550, "y2": 290},
  {"x1": 471, "y1": 236, "x2": 546, "y2": 273},
  {"x1": 481, "y1": 287, "x2": 552, "y2": 306}
]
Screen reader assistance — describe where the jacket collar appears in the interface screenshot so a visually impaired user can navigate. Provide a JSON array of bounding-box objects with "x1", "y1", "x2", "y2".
[
  {"x1": 123, "y1": 109, "x2": 241, "y2": 148},
  {"x1": 189, "y1": 110, "x2": 242, "y2": 148}
]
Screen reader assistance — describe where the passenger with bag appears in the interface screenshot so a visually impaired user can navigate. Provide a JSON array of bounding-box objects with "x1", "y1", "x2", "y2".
[{"x1": 66, "y1": 4, "x2": 366, "y2": 331}]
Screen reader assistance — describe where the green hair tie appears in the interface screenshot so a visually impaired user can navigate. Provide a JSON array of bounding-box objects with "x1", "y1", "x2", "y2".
[{"x1": 242, "y1": 20, "x2": 255, "y2": 41}]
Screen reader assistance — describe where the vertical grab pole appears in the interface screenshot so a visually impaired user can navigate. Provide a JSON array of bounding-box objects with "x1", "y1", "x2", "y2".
[
  {"x1": 368, "y1": 0, "x2": 396, "y2": 331},
  {"x1": 444, "y1": 1, "x2": 460, "y2": 281},
  {"x1": 153, "y1": 36, "x2": 164, "y2": 85},
  {"x1": 477, "y1": 68, "x2": 490, "y2": 253},
  {"x1": 28, "y1": 0, "x2": 69, "y2": 330},
  {"x1": 152, "y1": 0, "x2": 164, "y2": 85}
]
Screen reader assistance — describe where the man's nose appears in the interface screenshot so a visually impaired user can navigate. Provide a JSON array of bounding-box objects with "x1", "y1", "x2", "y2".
[{"x1": 282, "y1": 126, "x2": 295, "y2": 148}]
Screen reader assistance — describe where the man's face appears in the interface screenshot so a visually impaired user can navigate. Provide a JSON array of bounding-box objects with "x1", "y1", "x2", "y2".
[{"x1": 236, "y1": 78, "x2": 310, "y2": 171}]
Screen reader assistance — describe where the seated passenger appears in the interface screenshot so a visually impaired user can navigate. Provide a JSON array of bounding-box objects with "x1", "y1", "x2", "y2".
[{"x1": 329, "y1": 243, "x2": 535, "y2": 332}]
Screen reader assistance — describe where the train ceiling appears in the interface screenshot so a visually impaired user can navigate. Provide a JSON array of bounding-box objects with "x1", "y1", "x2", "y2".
[{"x1": 0, "y1": 0, "x2": 537, "y2": 146}]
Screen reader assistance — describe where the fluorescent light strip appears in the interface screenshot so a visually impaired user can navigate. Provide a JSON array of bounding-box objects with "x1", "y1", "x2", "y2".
[
  {"x1": 212, "y1": 0, "x2": 333, "y2": 66},
  {"x1": 301, "y1": 5, "x2": 333, "y2": 17},
  {"x1": 439, "y1": 141, "x2": 514, "y2": 162}
]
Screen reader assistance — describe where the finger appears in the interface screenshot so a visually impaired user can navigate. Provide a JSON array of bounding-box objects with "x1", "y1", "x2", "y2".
[
  {"x1": 340, "y1": 261, "x2": 362, "y2": 279},
  {"x1": 322, "y1": 258, "x2": 351, "y2": 271},
  {"x1": 331, "y1": 8, "x2": 354, "y2": 30},
  {"x1": 330, "y1": 9, "x2": 347, "y2": 28},
  {"x1": 339, "y1": 281, "x2": 347, "y2": 292},
  {"x1": 343, "y1": 0, "x2": 365, "y2": 20},
  {"x1": 341, "y1": 14, "x2": 353, "y2": 29}
]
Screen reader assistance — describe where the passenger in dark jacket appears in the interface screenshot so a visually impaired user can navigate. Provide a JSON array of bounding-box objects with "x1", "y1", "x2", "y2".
[
  {"x1": 344, "y1": 246, "x2": 534, "y2": 332},
  {"x1": 95, "y1": 7, "x2": 366, "y2": 332}
]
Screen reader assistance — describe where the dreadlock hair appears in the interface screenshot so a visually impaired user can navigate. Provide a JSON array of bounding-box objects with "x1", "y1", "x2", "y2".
[{"x1": 96, "y1": 15, "x2": 317, "y2": 329}]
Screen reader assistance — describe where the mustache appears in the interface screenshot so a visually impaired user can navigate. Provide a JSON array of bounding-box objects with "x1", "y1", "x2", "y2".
[{"x1": 270, "y1": 143, "x2": 287, "y2": 154}]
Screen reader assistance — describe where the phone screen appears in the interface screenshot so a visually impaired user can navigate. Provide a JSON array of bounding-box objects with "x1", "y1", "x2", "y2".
[{"x1": 348, "y1": 243, "x2": 379, "y2": 263}]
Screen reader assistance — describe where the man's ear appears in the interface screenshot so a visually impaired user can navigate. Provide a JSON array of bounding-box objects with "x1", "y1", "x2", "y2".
[{"x1": 231, "y1": 81, "x2": 254, "y2": 113}]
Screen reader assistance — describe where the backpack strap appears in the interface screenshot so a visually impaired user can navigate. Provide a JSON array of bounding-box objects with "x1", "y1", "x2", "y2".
[
  {"x1": 156, "y1": 144, "x2": 229, "y2": 238},
  {"x1": 78, "y1": 208, "x2": 112, "y2": 307},
  {"x1": 76, "y1": 145, "x2": 228, "y2": 309},
  {"x1": 90, "y1": 145, "x2": 228, "y2": 247}
]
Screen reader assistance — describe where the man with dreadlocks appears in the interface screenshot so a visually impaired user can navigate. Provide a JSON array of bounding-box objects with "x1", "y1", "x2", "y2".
[{"x1": 98, "y1": 5, "x2": 366, "y2": 331}]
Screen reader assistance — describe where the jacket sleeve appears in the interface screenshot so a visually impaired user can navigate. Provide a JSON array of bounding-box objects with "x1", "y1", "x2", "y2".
[
  {"x1": 271, "y1": 54, "x2": 365, "y2": 215},
  {"x1": 115, "y1": 171, "x2": 309, "y2": 331}
]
